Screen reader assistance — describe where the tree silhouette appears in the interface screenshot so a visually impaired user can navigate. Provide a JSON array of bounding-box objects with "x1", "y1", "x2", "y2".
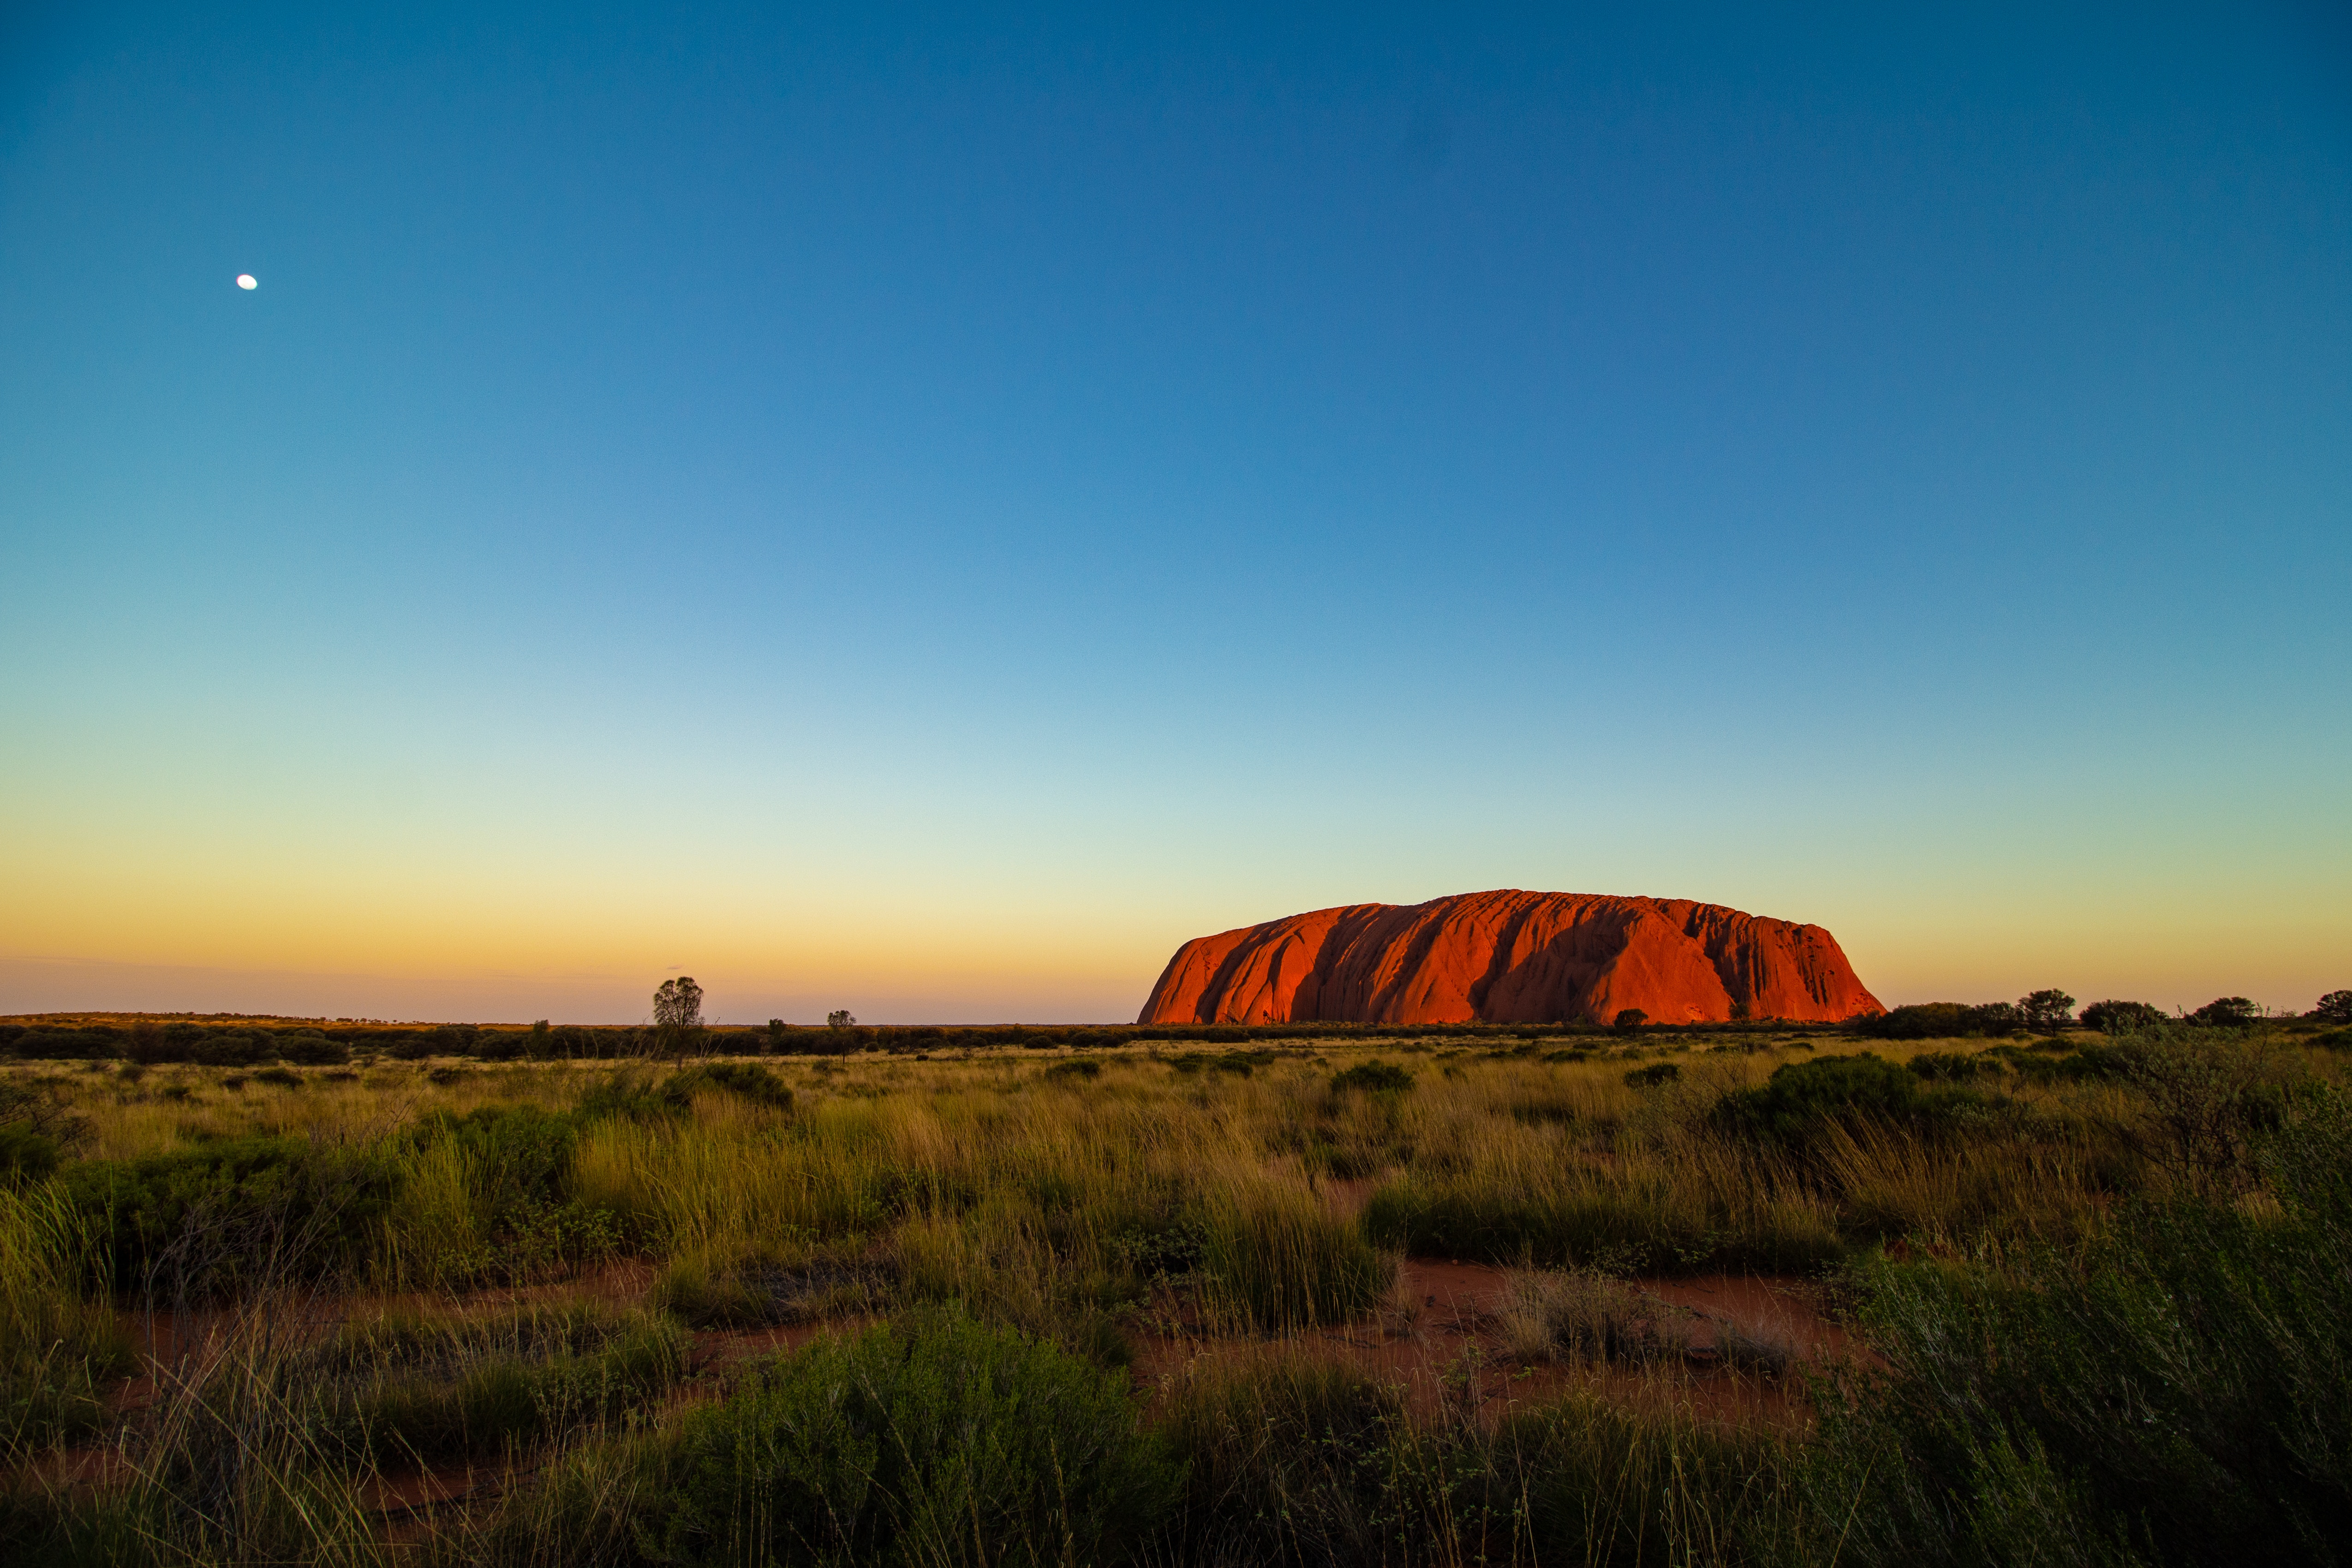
[{"x1": 653, "y1": 976, "x2": 705, "y2": 1060}]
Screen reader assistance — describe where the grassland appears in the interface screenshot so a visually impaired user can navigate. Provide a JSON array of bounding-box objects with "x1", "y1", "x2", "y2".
[{"x1": 0, "y1": 1023, "x2": 2346, "y2": 1565}]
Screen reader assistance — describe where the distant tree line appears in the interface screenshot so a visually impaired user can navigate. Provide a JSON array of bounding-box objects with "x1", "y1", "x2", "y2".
[
  {"x1": 1849, "y1": 989, "x2": 2318, "y2": 1041},
  {"x1": 1, "y1": 989, "x2": 2342, "y2": 1063}
]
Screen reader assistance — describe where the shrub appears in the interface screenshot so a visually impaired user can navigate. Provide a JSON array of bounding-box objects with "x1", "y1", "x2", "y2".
[
  {"x1": 1329, "y1": 1060, "x2": 1413, "y2": 1096},
  {"x1": 273, "y1": 1033, "x2": 350, "y2": 1066},
  {"x1": 2079, "y1": 999, "x2": 2167, "y2": 1034},
  {"x1": 669, "y1": 1061, "x2": 795, "y2": 1109},
  {"x1": 1613, "y1": 1008, "x2": 1649, "y2": 1032},
  {"x1": 1716, "y1": 1053, "x2": 1945, "y2": 1146},
  {"x1": 2016, "y1": 989, "x2": 2077, "y2": 1033},
  {"x1": 317, "y1": 1307, "x2": 686, "y2": 1464},
  {"x1": 1905, "y1": 1050, "x2": 1994, "y2": 1082},
  {"x1": 0, "y1": 1080, "x2": 84, "y2": 1187},
  {"x1": 1851, "y1": 1003, "x2": 2021, "y2": 1040},
  {"x1": 1623, "y1": 1062, "x2": 1680, "y2": 1089},
  {"x1": 1793, "y1": 1088, "x2": 2352, "y2": 1567},
  {"x1": 60, "y1": 1138, "x2": 393, "y2": 1295},
  {"x1": 646, "y1": 1309, "x2": 1179, "y2": 1566},
  {"x1": 1153, "y1": 1352, "x2": 1417, "y2": 1565},
  {"x1": 2315, "y1": 990, "x2": 2352, "y2": 1026},
  {"x1": 1043, "y1": 1058, "x2": 1101, "y2": 1081},
  {"x1": 2190, "y1": 996, "x2": 2261, "y2": 1027}
]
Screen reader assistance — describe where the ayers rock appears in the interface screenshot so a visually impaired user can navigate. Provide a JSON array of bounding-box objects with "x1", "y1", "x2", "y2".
[{"x1": 1138, "y1": 889, "x2": 1884, "y2": 1026}]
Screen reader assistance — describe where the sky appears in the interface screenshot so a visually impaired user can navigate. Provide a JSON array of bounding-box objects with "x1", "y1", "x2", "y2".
[{"x1": 2, "y1": 2, "x2": 2347, "y2": 1023}]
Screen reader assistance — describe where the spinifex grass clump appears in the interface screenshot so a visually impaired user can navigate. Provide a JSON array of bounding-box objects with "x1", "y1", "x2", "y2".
[
  {"x1": 1479, "y1": 1394, "x2": 1794, "y2": 1566},
  {"x1": 1197, "y1": 1180, "x2": 1393, "y2": 1333},
  {"x1": 0, "y1": 1181, "x2": 130, "y2": 1446},
  {"x1": 1495, "y1": 1268, "x2": 1693, "y2": 1365},
  {"x1": 308, "y1": 1304, "x2": 687, "y2": 1466}
]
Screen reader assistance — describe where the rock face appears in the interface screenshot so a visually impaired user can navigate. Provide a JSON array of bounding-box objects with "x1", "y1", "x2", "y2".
[{"x1": 1138, "y1": 889, "x2": 1883, "y2": 1026}]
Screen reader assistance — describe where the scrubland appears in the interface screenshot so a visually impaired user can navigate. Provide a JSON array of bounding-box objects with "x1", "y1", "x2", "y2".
[{"x1": 0, "y1": 1025, "x2": 2346, "y2": 1565}]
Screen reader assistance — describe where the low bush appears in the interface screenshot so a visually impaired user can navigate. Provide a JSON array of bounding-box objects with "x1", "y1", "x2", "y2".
[
  {"x1": 1153, "y1": 1351, "x2": 1422, "y2": 1565},
  {"x1": 1624, "y1": 1061, "x2": 1681, "y2": 1088},
  {"x1": 2189, "y1": 996, "x2": 2262, "y2": 1027},
  {"x1": 1329, "y1": 1060, "x2": 1413, "y2": 1096},
  {"x1": 1851, "y1": 1003, "x2": 2022, "y2": 1040},
  {"x1": 318, "y1": 1306, "x2": 686, "y2": 1465},
  {"x1": 2078, "y1": 999, "x2": 2167, "y2": 1034},
  {"x1": 669, "y1": 1061, "x2": 795, "y2": 1109},
  {"x1": 1795, "y1": 1088, "x2": 2352, "y2": 1566},
  {"x1": 1904, "y1": 1049, "x2": 1996, "y2": 1082},
  {"x1": 645, "y1": 1309, "x2": 1179, "y2": 1566},
  {"x1": 60, "y1": 1137, "x2": 393, "y2": 1296},
  {"x1": 1716, "y1": 1052, "x2": 1995, "y2": 1151}
]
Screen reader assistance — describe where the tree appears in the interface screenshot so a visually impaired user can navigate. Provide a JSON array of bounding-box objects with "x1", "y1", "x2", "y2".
[
  {"x1": 828, "y1": 1010, "x2": 855, "y2": 1029},
  {"x1": 2313, "y1": 990, "x2": 2352, "y2": 1026},
  {"x1": 654, "y1": 977, "x2": 704, "y2": 1028},
  {"x1": 2189, "y1": 996, "x2": 2261, "y2": 1027},
  {"x1": 2079, "y1": 999, "x2": 2167, "y2": 1034},
  {"x1": 2017, "y1": 989, "x2": 2076, "y2": 1033},
  {"x1": 653, "y1": 977, "x2": 705, "y2": 1061},
  {"x1": 1612, "y1": 1008, "x2": 1649, "y2": 1033}
]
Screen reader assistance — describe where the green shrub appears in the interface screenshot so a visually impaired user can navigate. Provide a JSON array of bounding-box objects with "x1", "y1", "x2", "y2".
[
  {"x1": 409, "y1": 1104, "x2": 577, "y2": 1211},
  {"x1": 0, "y1": 1127, "x2": 61, "y2": 1186},
  {"x1": 2189, "y1": 996, "x2": 2261, "y2": 1027},
  {"x1": 1153, "y1": 1352, "x2": 1420, "y2": 1565},
  {"x1": 322, "y1": 1308, "x2": 686, "y2": 1464},
  {"x1": 1852, "y1": 1003, "x2": 2021, "y2": 1040},
  {"x1": 1329, "y1": 1060, "x2": 1413, "y2": 1095},
  {"x1": 1717, "y1": 1052, "x2": 1991, "y2": 1150},
  {"x1": 60, "y1": 1138, "x2": 393, "y2": 1295},
  {"x1": 1794, "y1": 1088, "x2": 2352, "y2": 1566},
  {"x1": 669, "y1": 1061, "x2": 795, "y2": 1109},
  {"x1": 2079, "y1": 999, "x2": 2167, "y2": 1034},
  {"x1": 647, "y1": 1309, "x2": 1178, "y2": 1566},
  {"x1": 1043, "y1": 1058, "x2": 1101, "y2": 1081},
  {"x1": 1905, "y1": 1050, "x2": 1994, "y2": 1082},
  {"x1": 1624, "y1": 1061, "x2": 1681, "y2": 1088}
]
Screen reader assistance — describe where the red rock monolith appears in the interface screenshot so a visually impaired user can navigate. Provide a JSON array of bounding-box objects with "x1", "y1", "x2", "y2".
[{"x1": 1137, "y1": 890, "x2": 1883, "y2": 1025}]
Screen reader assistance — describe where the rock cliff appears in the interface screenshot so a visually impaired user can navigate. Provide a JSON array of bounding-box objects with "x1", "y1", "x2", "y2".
[{"x1": 1137, "y1": 889, "x2": 1883, "y2": 1026}]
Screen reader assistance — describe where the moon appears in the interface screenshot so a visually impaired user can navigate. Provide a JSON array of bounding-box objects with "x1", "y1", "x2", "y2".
[{"x1": 236, "y1": 274, "x2": 257, "y2": 290}]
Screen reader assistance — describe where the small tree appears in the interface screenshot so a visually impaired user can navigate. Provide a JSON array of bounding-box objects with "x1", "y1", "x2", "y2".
[
  {"x1": 827, "y1": 1009, "x2": 855, "y2": 1029},
  {"x1": 1613, "y1": 1008, "x2": 1649, "y2": 1034},
  {"x1": 2017, "y1": 989, "x2": 2076, "y2": 1033},
  {"x1": 653, "y1": 976, "x2": 706, "y2": 1060},
  {"x1": 2080, "y1": 999, "x2": 2167, "y2": 1035},
  {"x1": 2189, "y1": 996, "x2": 2260, "y2": 1027},
  {"x1": 2313, "y1": 990, "x2": 2352, "y2": 1025}
]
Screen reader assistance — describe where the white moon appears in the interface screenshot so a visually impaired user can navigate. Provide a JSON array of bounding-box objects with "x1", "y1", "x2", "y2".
[{"x1": 236, "y1": 274, "x2": 257, "y2": 289}]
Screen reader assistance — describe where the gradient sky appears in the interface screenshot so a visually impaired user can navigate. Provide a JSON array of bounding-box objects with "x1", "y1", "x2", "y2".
[{"x1": 3, "y1": 2, "x2": 2347, "y2": 1023}]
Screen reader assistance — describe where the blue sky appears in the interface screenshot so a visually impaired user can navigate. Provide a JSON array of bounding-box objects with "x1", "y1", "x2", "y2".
[{"x1": 3, "y1": 2, "x2": 2347, "y2": 1021}]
